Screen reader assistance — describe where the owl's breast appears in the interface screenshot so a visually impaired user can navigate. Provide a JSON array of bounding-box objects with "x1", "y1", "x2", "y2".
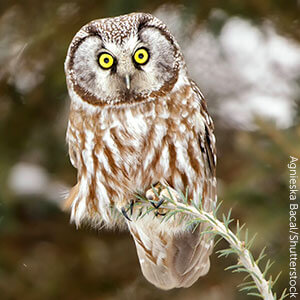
[
  {"x1": 86, "y1": 105, "x2": 157, "y2": 199},
  {"x1": 67, "y1": 84, "x2": 206, "y2": 223}
]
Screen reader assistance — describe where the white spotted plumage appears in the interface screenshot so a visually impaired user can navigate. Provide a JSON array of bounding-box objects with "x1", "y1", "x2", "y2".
[{"x1": 64, "y1": 12, "x2": 217, "y2": 290}]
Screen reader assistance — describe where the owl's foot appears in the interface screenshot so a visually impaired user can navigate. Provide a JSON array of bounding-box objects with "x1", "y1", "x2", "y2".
[
  {"x1": 145, "y1": 183, "x2": 169, "y2": 216},
  {"x1": 121, "y1": 199, "x2": 135, "y2": 221}
]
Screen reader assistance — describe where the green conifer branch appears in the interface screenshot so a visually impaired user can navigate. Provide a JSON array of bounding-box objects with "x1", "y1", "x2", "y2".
[{"x1": 134, "y1": 188, "x2": 286, "y2": 300}]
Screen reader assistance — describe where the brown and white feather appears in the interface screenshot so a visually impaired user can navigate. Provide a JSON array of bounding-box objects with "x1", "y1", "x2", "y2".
[{"x1": 64, "y1": 12, "x2": 217, "y2": 290}]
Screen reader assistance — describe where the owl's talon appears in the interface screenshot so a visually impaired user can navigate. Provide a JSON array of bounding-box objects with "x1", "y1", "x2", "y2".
[
  {"x1": 121, "y1": 207, "x2": 131, "y2": 221},
  {"x1": 150, "y1": 198, "x2": 164, "y2": 209},
  {"x1": 130, "y1": 199, "x2": 135, "y2": 215},
  {"x1": 154, "y1": 211, "x2": 167, "y2": 217},
  {"x1": 145, "y1": 183, "x2": 169, "y2": 216}
]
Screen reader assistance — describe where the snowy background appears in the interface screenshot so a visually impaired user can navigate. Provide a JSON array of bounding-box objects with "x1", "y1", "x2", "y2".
[{"x1": 0, "y1": 1, "x2": 299, "y2": 299}]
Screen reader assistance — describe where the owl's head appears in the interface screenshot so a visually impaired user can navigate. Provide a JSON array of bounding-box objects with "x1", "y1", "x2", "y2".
[{"x1": 65, "y1": 13, "x2": 186, "y2": 107}]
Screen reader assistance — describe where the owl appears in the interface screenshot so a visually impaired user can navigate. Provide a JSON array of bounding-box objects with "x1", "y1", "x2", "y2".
[{"x1": 64, "y1": 12, "x2": 217, "y2": 290}]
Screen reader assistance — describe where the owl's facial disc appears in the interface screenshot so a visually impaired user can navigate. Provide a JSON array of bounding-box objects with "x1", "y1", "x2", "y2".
[{"x1": 66, "y1": 13, "x2": 182, "y2": 107}]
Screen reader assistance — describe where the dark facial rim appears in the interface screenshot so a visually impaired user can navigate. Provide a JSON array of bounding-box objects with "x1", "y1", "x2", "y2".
[
  {"x1": 137, "y1": 24, "x2": 178, "y2": 53},
  {"x1": 67, "y1": 33, "x2": 101, "y2": 71}
]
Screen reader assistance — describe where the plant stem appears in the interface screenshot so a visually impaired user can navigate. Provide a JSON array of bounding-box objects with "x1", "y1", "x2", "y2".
[
  {"x1": 136, "y1": 193, "x2": 278, "y2": 300},
  {"x1": 185, "y1": 205, "x2": 274, "y2": 300}
]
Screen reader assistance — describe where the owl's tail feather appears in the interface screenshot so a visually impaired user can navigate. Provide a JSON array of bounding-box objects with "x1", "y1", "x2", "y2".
[{"x1": 128, "y1": 221, "x2": 213, "y2": 290}]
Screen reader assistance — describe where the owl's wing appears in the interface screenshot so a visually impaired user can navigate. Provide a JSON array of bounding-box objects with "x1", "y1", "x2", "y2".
[
  {"x1": 190, "y1": 79, "x2": 217, "y2": 208},
  {"x1": 169, "y1": 79, "x2": 217, "y2": 284},
  {"x1": 128, "y1": 81, "x2": 217, "y2": 290},
  {"x1": 191, "y1": 79, "x2": 216, "y2": 175}
]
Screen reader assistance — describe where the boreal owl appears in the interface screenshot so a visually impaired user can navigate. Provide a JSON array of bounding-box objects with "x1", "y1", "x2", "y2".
[{"x1": 64, "y1": 12, "x2": 217, "y2": 290}]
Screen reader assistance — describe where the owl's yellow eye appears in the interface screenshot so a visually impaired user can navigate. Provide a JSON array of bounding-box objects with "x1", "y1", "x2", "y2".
[
  {"x1": 133, "y1": 48, "x2": 149, "y2": 65},
  {"x1": 98, "y1": 52, "x2": 114, "y2": 69}
]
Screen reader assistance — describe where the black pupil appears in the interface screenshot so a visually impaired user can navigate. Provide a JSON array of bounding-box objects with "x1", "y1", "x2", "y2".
[
  {"x1": 138, "y1": 53, "x2": 144, "y2": 59},
  {"x1": 104, "y1": 57, "x2": 109, "y2": 63}
]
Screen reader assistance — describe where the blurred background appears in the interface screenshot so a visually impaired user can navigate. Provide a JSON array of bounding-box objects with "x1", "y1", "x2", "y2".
[{"x1": 0, "y1": 0, "x2": 299, "y2": 299}]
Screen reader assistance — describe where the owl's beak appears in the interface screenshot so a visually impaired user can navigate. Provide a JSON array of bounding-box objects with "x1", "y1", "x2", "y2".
[{"x1": 124, "y1": 74, "x2": 131, "y2": 90}]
